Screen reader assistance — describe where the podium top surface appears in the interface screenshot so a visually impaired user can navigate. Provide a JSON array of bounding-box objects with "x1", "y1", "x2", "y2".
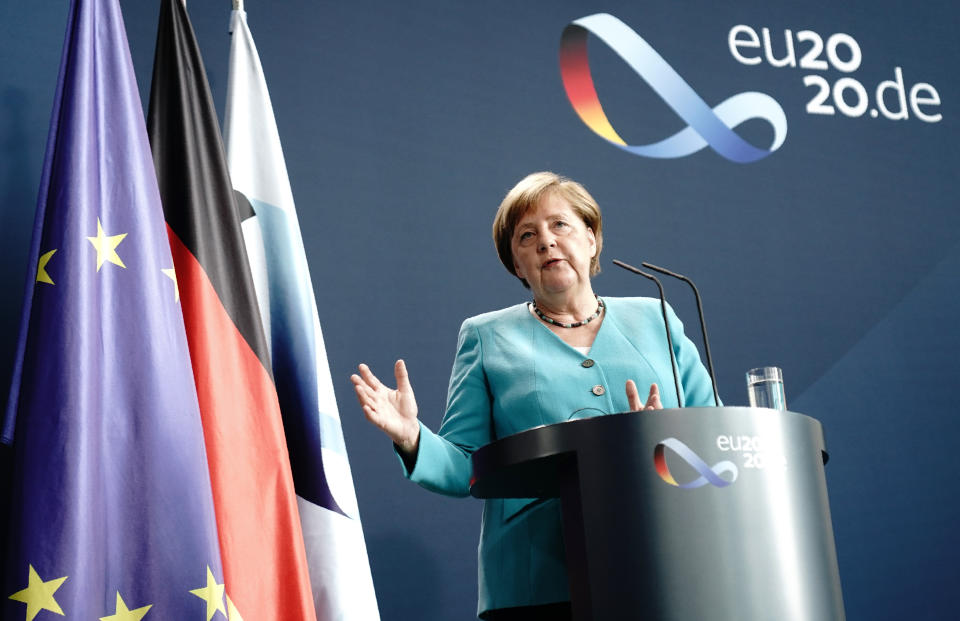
[{"x1": 470, "y1": 406, "x2": 827, "y2": 499}]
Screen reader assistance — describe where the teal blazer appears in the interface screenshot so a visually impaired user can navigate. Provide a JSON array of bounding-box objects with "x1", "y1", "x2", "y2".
[{"x1": 404, "y1": 297, "x2": 716, "y2": 616}]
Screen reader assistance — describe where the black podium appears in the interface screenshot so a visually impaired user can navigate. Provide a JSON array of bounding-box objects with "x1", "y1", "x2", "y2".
[{"x1": 470, "y1": 407, "x2": 845, "y2": 620}]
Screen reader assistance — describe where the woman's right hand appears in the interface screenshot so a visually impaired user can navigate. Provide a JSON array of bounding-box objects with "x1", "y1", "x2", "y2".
[{"x1": 351, "y1": 360, "x2": 421, "y2": 455}]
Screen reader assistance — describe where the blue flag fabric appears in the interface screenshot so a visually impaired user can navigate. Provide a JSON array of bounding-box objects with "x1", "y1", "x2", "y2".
[{"x1": 2, "y1": 1, "x2": 224, "y2": 619}]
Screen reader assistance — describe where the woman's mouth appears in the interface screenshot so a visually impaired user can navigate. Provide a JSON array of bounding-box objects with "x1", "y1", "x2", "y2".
[{"x1": 542, "y1": 258, "x2": 563, "y2": 269}]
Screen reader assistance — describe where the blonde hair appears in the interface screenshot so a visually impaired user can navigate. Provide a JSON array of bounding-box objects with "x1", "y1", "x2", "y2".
[{"x1": 492, "y1": 172, "x2": 603, "y2": 287}]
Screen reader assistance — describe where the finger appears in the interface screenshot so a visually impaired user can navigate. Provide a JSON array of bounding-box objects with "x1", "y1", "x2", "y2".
[
  {"x1": 361, "y1": 404, "x2": 385, "y2": 428},
  {"x1": 363, "y1": 404, "x2": 407, "y2": 444},
  {"x1": 355, "y1": 376, "x2": 389, "y2": 406},
  {"x1": 349, "y1": 373, "x2": 368, "y2": 390},
  {"x1": 645, "y1": 383, "x2": 663, "y2": 410},
  {"x1": 353, "y1": 374, "x2": 385, "y2": 403},
  {"x1": 357, "y1": 363, "x2": 386, "y2": 390},
  {"x1": 625, "y1": 379, "x2": 643, "y2": 411},
  {"x1": 353, "y1": 382, "x2": 376, "y2": 409},
  {"x1": 395, "y1": 359, "x2": 413, "y2": 393}
]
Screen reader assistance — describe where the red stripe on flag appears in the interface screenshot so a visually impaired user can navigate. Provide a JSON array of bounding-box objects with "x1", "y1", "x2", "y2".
[{"x1": 168, "y1": 224, "x2": 316, "y2": 620}]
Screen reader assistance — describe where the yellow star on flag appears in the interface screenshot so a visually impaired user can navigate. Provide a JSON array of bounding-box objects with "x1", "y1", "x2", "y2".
[
  {"x1": 161, "y1": 267, "x2": 179, "y2": 302},
  {"x1": 86, "y1": 218, "x2": 127, "y2": 271},
  {"x1": 189, "y1": 566, "x2": 226, "y2": 621},
  {"x1": 7, "y1": 564, "x2": 68, "y2": 621},
  {"x1": 36, "y1": 249, "x2": 57, "y2": 285},
  {"x1": 226, "y1": 595, "x2": 244, "y2": 621},
  {"x1": 99, "y1": 592, "x2": 152, "y2": 621}
]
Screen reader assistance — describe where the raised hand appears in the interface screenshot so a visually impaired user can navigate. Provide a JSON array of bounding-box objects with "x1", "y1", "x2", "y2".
[
  {"x1": 352, "y1": 360, "x2": 421, "y2": 454},
  {"x1": 626, "y1": 380, "x2": 663, "y2": 411}
]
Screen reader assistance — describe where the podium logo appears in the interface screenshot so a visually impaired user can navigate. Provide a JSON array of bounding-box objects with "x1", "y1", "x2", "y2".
[
  {"x1": 654, "y1": 438, "x2": 738, "y2": 489},
  {"x1": 559, "y1": 13, "x2": 787, "y2": 163}
]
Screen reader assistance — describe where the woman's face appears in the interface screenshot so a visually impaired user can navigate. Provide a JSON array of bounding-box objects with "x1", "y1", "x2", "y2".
[{"x1": 511, "y1": 192, "x2": 596, "y2": 299}]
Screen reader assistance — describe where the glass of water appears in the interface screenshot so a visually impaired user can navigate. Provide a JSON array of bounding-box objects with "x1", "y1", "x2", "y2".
[{"x1": 746, "y1": 366, "x2": 786, "y2": 410}]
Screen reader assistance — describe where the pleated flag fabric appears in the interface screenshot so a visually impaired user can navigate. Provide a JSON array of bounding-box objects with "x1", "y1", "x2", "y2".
[
  {"x1": 2, "y1": 0, "x2": 225, "y2": 618},
  {"x1": 147, "y1": 0, "x2": 317, "y2": 618},
  {"x1": 223, "y1": 4, "x2": 380, "y2": 618}
]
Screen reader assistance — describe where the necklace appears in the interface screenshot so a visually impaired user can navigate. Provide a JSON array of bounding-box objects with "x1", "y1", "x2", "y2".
[{"x1": 532, "y1": 296, "x2": 604, "y2": 328}]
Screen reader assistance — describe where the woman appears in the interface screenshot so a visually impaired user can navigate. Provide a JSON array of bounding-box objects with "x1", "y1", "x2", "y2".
[{"x1": 352, "y1": 172, "x2": 716, "y2": 620}]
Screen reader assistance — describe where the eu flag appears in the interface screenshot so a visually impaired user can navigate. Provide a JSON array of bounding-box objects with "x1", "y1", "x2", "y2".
[{"x1": 2, "y1": 1, "x2": 225, "y2": 618}]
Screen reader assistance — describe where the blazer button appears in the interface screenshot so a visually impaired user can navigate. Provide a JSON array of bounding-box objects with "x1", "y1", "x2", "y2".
[
  {"x1": 591, "y1": 384, "x2": 605, "y2": 396},
  {"x1": 581, "y1": 359, "x2": 595, "y2": 368}
]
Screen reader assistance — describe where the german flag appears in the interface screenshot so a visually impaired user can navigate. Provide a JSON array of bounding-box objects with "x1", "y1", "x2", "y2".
[{"x1": 146, "y1": 1, "x2": 316, "y2": 618}]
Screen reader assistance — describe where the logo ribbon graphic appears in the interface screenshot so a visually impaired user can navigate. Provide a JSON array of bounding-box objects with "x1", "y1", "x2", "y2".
[
  {"x1": 654, "y1": 438, "x2": 738, "y2": 488},
  {"x1": 560, "y1": 13, "x2": 787, "y2": 163}
]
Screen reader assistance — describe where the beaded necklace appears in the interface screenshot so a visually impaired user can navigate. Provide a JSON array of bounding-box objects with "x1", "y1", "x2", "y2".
[{"x1": 532, "y1": 295, "x2": 604, "y2": 328}]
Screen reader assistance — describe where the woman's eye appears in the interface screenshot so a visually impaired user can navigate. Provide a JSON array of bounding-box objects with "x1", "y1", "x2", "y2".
[{"x1": 519, "y1": 231, "x2": 534, "y2": 241}]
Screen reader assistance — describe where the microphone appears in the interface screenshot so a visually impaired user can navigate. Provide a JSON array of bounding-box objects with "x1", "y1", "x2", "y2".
[
  {"x1": 612, "y1": 259, "x2": 682, "y2": 408},
  {"x1": 641, "y1": 262, "x2": 720, "y2": 407}
]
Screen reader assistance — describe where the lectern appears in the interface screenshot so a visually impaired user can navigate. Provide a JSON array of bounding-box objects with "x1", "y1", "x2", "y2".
[{"x1": 470, "y1": 407, "x2": 845, "y2": 620}]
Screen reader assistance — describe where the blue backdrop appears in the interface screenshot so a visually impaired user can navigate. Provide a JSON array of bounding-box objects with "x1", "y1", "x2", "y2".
[{"x1": 2, "y1": 1, "x2": 957, "y2": 619}]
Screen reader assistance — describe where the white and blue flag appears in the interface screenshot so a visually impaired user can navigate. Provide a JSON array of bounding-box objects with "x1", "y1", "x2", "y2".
[{"x1": 224, "y1": 3, "x2": 380, "y2": 618}]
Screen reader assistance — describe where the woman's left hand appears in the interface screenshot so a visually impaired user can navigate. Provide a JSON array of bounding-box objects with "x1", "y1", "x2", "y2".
[{"x1": 626, "y1": 380, "x2": 662, "y2": 411}]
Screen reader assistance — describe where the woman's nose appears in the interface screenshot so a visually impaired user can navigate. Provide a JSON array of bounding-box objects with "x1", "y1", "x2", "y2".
[
  {"x1": 537, "y1": 226, "x2": 557, "y2": 250},
  {"x1": 538, "y1": 235, "x2": 556, "y2": 251}
]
